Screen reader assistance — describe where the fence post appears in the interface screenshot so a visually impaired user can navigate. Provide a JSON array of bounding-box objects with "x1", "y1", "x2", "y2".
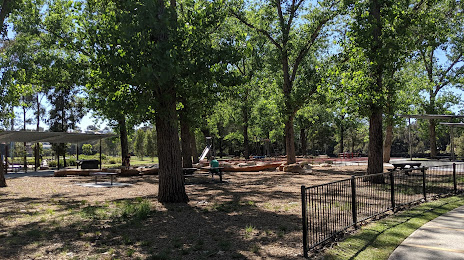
[
  {"x1": 453, "y1": 163, "x2": 457, "y2": 194},
  {"x1": 351, "y1": 176, "x2": 357, "y2": 227},
  {"x1": 390, "y1": 172, "x2": 395, "y2": 211},
  {"x1": 422, "y1": 167, "x2": 427, "y2": 201},
  {"x1": 301, "y1": 186, "x2": 308, "y2": 258}
]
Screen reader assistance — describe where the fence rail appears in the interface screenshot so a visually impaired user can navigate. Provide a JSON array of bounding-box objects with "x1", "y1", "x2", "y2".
[{"x1": 301, "y1": 163, "x2": 464, "y2": 257}]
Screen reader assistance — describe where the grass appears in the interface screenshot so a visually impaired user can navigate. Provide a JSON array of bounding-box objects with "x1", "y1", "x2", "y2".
[{"x1": 322, "y1": 195, "x2": 464, "y2": 260}]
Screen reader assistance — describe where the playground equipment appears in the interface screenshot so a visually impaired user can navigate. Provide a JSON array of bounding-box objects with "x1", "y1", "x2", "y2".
[{"x1": 199, "y1": 137, "x2": 213, "y2": 161}]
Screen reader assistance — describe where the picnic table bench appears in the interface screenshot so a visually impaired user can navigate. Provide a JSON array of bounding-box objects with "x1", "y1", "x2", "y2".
[{"x1": 89, "y1": 172, "x2": 117, "y2": 185}]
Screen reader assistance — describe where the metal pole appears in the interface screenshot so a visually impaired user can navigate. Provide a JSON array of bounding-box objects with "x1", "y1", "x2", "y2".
[
  {"x1": 351, "y1": 176, "x2": 357, "y2": 227},
  {"x1": 453, "y1": 163, "x2": 457, "y2": 194},
  {"x1": 422, "y1": 167, "x2": 427, "y2": 201},
  {"x1": 301, "y1": 186, "x2": 308, "y2": 258},
  {"x1": 409, "y1": 117, "x2": 412, "y2": 161},
  {"x1": 451, "y1": 126, "x2": 455, "y2": 161},
  {"x1": 99, "y1": 139, "x2": 102, "y2": 170},
  {"x1": 76, "y1": 142, "x2": 79, "y2": 169},
  {"x1": 390, "y1": 172, "x2": 395, "y2": 211}
]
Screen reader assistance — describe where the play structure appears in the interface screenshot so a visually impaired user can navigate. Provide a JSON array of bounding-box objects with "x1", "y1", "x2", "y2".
[{"x1": 199, "y1": 136, "x2": 213, "y2": 161}]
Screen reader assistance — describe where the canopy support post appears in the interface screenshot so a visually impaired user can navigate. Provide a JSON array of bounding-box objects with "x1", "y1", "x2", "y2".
[
  {"x1": 99, "y1": 139, "x2": 102, "y2": 170},
  {"x1": 451, "y1": 126, "x2": 455, "y2": 161},
  {"x1": 76, "y1": 142, "x2": 79, "y2": 169},
  {"x1": 409, "y1": 117, "x2": 412, "y2": 161}
]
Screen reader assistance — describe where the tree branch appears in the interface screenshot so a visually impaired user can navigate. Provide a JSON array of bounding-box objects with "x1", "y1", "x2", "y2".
[
  {"x1": 435, "y1": 52, "x2": 463, "y2": 95},
  {"x1": 231, "y1": 11, "x2": 282, "y2": 51},
  {"x1": 290, "y1": 18, "x2": 328, "y2": 83}
]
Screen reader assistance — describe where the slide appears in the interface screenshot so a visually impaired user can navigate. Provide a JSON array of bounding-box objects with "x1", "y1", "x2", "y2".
[{"x1": 199, "y1": 145, "x2": 211, "y2": 161}]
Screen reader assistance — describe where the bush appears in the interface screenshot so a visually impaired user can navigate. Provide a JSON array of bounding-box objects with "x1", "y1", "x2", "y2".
[
  {"x1": 68, "y1": 158, "x2": 77, "y2": 166},
  {"x1": 47, "y1": 160, "x2": 64, "y2": 168},
  {"x1": 109, "y1": 159, "x2": 118, "y2": 164}
]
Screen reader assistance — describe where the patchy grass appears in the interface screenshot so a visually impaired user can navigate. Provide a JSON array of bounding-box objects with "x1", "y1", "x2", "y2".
[{"x1": 322, "y1": 195, "x2": 464, "y2": 260}]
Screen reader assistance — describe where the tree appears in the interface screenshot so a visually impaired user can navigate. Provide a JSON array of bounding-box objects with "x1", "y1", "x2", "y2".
[
  {"x1": 342, "y1": 0, "x2": 428, "y2": 174},
  {"x1": 146, "y1": 128, "x2": 157, "y2": 162},
  {"x1": 82, "y1": 143, "x2": 93, "y2": 155},
  {"x1": 134, "y1": 128, "x2": 146, "y2": 161},
  {"x1": 83, "y1": 0, "x2": 191, "y2": 202},
  {"x1": 232, "y1": 0, "x2": 341, "y2": 164},
  {"x1": 413, "y1": 0, "x2": 464, "y2": 157}
]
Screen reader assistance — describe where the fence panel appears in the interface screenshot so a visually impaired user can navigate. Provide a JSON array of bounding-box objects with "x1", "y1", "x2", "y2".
[
  {"x1": 457, "y1": 164, "x2": 464, "y2": 192},
  {"x1": 302, "y1": 163, "x2": 464, "y2": 256},
  {"x1": 391, "y1": 169, "x2": 425, "y2": 207},
  {"x1": 304, "y1": 178, "x2": 353, "y2": 250},
  {"x1": 426, "y1": 165, "x2": 455, "y2": 197},
  {"x1": 354, "y1": 173, "x2": 391, "y2": 222}
]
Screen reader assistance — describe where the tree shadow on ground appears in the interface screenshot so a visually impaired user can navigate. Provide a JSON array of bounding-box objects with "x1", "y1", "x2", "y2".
[{"x1": 0, "y1": 175, "x2": 309, "y2": 259}]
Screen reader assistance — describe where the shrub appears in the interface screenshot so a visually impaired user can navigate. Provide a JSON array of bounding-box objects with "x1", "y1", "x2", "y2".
[
  {"x1": 109, "y1": 159, "x2": 118, "y2": 164},
  {"x1": 67, "y1": 158, "x2": 77, "y2": 166},
  {"x1": 47, "y1": 160, "x2": 64, "y2": 168}
]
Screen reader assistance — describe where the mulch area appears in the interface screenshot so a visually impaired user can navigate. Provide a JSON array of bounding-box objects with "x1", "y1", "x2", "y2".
[{"x1": 0, "y1": 164, "x2": 370, "y2": 259}]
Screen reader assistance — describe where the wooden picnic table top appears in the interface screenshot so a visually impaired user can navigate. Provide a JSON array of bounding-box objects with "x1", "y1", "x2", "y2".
[{"x1": 391, "y1": 162, "x2": 422, "y2": 170}]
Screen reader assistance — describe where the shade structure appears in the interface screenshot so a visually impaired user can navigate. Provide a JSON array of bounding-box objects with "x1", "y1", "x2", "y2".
[
  {"x1": 0, "y1": 130, "x2": 116, "y2": 171},
  {"x1": 439, "y1": 123, "x2": 464, "y2": 161},
  {"x1": 399, "y1": 115, "x2": 464, "y2": 161},
  {"x1": 0, "y1": 130, "x2": 115, "y2": 143},
  {"x1": 399, "y1": 114, "x2": 464, "y2": 120}
]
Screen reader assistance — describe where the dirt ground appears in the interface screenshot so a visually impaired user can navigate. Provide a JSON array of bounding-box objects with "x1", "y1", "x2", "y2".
[{"x1": 0, "y1": 164, "x2": 369, "y2": 260}]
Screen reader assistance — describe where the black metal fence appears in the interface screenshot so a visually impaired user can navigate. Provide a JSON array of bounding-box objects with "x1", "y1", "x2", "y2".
[{"x1": 301, "y1": 163, "x2": 464, "y2": 257}]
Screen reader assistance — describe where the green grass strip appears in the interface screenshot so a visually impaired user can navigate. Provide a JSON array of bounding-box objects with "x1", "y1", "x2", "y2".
[{"x1": 323, "y1": 195, "x2": 464, "y2": 260}]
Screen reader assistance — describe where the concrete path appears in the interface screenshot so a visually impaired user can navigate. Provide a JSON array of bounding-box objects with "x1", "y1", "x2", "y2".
[
  {"x1": 5, "y1": 170, "x2": 54, "y2": 178},
  {"x1": 388, "y1": 205, "x2": 464, "y2": 260}
]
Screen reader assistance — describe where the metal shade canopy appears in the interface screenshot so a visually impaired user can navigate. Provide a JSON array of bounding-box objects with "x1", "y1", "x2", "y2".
[
  {"x1": 0, "y1": 130, "x2": 115, "y2": 143},
  {"x1": 399, "y1": 115, "x2": 464, "y2": 161},
  {"x1": 0, "y1": 130, "x2": 116, "y2": 171},
  {"x1": 400, "y1": 114, "x2": 464, "y2": 120},
  {"x1": 439, "y1": 123, "x2": 464, "y2": 161}
]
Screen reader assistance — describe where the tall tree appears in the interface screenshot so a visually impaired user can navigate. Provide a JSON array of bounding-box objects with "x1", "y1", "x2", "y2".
[
  {"x1": 413, "y1": 0, "x2": 464, "y2": 157},
  {"x1": 343, "y1": 0, "x2": 427, "y2": 174},
  {"x1": 232, "y1": 0, "x2": 341, "y2": 164},
  {"x1": 134, "y1": 128, "x2": 146, "y2": 161},
  {"x1": 84, "y1": 0, "x2": 228, "y2": 202}
]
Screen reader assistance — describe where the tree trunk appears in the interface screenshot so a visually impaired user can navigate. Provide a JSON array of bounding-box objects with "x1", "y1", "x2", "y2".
[
  {"x1": 284, "y1": 115, "x2": 297, "y2": 164},
  {"x1": 339, "y1": 116, "x2": 344, "y2": 154},
  {"x1": 156, "y1": 94, "x2": 188, "y2": 203},
  {"x1": 0, "y1": 144, "x2": 7, "y2": 186},
  {"x1": 118, "y1": 116, "x2": 129, "y2": 167},
  {"x1": 23, "y1": 105, "x2": 27, "y2": 173},
  {"x1": 300, "y1": 128, "x2": 307, "y2": 156},
  {"x1": 367, "y1": 0, "x2": 384, "y2": 180},
  {"x1": 383, "y1": 121, "x2": 393, "y2": 163},
  {"x1": 180, "y1": 111, "x2": 193, "y2": 168},
  {"x1": 35, "y1": 94, "x2": 40, "y2": 171},
  {"x1": 367, "y1": 109, "x2": 384, "y2": 175},
  {"x1": 429, "y1": 119, "x2": 437, "y2": 158},
  {"x1": 242, "y1": 93, "x2": 250, "y2": 159},
  {"x1": 191, "y1": 129, "x2": 199, "y2": 164},
  {"x1": 0, "y1": 158, "x2": 6, "y2": 187},
  {"x1": 243, "y1": 121, "x2": 250, "y2": 160}
]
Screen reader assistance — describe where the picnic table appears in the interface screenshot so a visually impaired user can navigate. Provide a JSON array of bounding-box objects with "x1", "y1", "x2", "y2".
[
  {"x1": 389, "y1": 163, "x2": 422, "y2": 175},
  {"x1": 201, "y1": 166, "x2": 225, "y2": 182},
  {"x1": 183, "y1": 168, "x2": 197, "y2": 175},
  {"x1": 89, "y1": 172, "x2": 117, "y2": 185}
]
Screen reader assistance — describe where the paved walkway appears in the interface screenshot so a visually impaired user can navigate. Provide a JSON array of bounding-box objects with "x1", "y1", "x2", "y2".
[{"x1": 388, "y1": 205, "x2": 464, "y2": 260}]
